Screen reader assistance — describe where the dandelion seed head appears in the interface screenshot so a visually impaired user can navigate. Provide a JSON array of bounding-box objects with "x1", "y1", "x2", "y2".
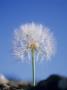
[{"x1": 13, "y1": 22, "x2": 56, "y2": 62}]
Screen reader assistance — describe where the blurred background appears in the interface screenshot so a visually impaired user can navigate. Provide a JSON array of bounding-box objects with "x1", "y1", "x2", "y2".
[{"x1": 0, "y1": 0, "x2": 67, "y2": 82}]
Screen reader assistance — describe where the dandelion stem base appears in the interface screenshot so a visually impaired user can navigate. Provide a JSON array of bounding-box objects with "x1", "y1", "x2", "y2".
[{"x1": 32, "y1": 48, "x2": 35, "y2": 86}]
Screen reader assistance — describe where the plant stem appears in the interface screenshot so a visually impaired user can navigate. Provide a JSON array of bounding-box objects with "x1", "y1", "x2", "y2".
[{"x1": 32, "y1": 48, "x2": 35, "y2": 86}]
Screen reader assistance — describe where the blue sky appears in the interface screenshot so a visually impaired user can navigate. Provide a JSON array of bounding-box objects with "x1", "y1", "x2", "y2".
[{"x1": 0, "y1": 0, "x2": 67, "y2": 81}]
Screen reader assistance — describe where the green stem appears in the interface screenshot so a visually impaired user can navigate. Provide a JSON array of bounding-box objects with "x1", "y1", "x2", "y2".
[{"x1": 32, "y1": 48, "x2": 35, "y2": 86}]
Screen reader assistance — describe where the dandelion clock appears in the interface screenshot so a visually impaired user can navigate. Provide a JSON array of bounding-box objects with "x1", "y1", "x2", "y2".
[{"x1": 12, "y1": 22, "x2": 56, "y2": 86}]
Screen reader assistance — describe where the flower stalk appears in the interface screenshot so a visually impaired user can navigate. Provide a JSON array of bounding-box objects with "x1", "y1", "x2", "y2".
[{"x1": 31, "y1": 48, "x2": 35, "y2": 86}]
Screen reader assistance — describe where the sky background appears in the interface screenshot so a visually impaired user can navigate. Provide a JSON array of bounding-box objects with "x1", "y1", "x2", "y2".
[{"x1": 0, "y1": 0, "x2": 67, "y2": 81}]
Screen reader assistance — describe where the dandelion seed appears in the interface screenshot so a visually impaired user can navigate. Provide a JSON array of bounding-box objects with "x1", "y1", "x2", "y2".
[{"x1": 12, "y1": 22, "x2": 56, "y2": 86}]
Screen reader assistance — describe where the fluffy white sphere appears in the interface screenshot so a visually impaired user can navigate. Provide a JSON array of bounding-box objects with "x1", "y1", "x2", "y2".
[{"x1": 13, "y1": 22, "x2": 56, "y2": 62}]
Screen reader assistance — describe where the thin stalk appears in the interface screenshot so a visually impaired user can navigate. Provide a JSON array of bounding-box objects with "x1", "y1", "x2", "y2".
[{"x1": 31, "y1": 48, "x2": 35, "y2": 86}]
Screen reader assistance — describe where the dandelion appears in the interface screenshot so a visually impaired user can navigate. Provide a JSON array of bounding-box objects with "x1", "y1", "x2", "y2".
[{"x1": 13, "y1": 22, "x2": 56, "y2": 86}]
